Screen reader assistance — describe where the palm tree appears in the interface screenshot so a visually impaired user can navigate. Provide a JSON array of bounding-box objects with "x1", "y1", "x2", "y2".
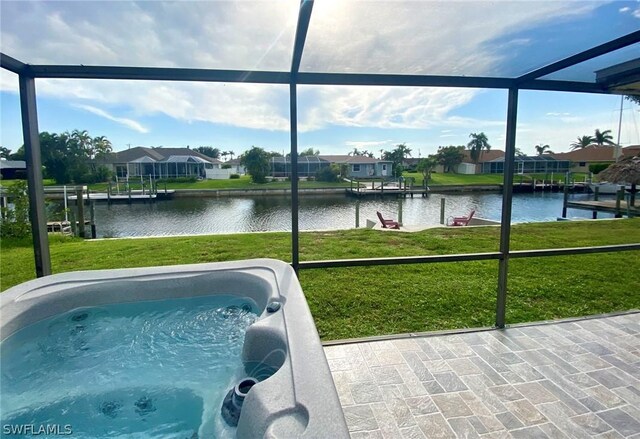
[
  {"x1": 221, "y1": 151, "x2": 229, "y2": 162},
  {"x1": 348, "y1": 147, "x2": 360, "y2": 156},
  {"x1": 570, "y1": 135, "x2": 594, "y2": 150},
  {"x1": 467, "y1": 132, "x2": 491, "y2": 164},
  {"x1": 594, "y1": 129, "x2": 614, "y2": 145},
  {"x1": 228, "y1": 151, "x2": 235, "y2": 161},
  {"x1": 534, "y1": 144, "x2": 553, "y2": 156},
  {"x1": 71, "y1": 129, "x2": 94, "y2": 159},
  {"x1": 93, "y1": 136, "x2": 113, "y2": 159}
]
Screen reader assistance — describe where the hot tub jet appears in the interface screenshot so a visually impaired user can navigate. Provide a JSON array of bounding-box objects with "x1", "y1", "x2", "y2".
[{"x1": 221, "y1": 378, "x2": 258, "y2": 427}]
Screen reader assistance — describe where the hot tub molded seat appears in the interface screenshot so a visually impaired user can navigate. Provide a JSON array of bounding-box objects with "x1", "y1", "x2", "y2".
[{"x1": 0, "y1": 258, "x2": 349, "y2": 439}]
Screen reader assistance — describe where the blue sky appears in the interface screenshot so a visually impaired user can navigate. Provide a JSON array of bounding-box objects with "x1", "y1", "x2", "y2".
[{"x1": 1, "y1": 1, "x2": 639, "y2": 158}]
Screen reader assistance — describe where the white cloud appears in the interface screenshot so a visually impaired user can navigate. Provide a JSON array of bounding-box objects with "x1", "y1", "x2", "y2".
[
  {"x1": 301, "y1": 1, "x2": 600, "y2": 76},
  {"x1": 0, "y1": 0, "x2": 614, "y2": 140},
  {"x1": 345, "y1": 140, "x2": 393, "y2": 148},
  {"x1": 619, "y1": 7, "x2": 631, "y2": 12},
  {"x1": 73, "y1": 104, "x2": 149, "y2": 133}
]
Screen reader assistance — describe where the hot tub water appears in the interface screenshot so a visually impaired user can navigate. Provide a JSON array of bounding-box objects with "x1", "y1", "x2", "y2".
[{"x1": 1, "y1": 295, "x2": 259, "y2": 438}]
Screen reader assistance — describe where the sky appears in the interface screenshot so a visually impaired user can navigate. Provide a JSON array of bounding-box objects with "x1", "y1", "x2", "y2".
[{"x1": 1, "y1": 0, "x2": 639, "y2": 158}]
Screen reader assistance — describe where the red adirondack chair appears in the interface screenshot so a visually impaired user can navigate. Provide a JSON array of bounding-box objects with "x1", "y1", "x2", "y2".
[
  {"x1": 376, "y1": 211, "x2": 400, "y2": 229},
  {"x1": 448, "y1": 210, "x2": 475, "y2": 226}
]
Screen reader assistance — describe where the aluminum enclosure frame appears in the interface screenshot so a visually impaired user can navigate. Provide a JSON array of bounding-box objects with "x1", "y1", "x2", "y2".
[{"x1": 1, "y1": 0, "x2": 639, "y2": 329}]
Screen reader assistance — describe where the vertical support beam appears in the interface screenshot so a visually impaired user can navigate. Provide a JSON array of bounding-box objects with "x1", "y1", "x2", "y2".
[
  {"x1": 289, "y1": 0, "x2": 314, "y2": 273},
  {"x1": 290, "y1": 82, "x2": 300, "y2": 272},
  {"x1": 496, "y1": 88, "x2": 519, "y2": 329},
  {"x1": 19, "y1": 75, "x2": 51, "y2": 277}
]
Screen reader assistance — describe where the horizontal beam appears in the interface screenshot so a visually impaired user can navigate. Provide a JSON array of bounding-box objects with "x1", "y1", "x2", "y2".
[
  {"x1": 297, "y1": 72, "x2": 516, "y2": 89},
  {"x1": 0, "y1": 53, "x2": 27, "y2": 75},
  {"x1": 519, "y1": 79, "x2": 608, "y2": 94},
  {"x1": 509, "y1": 243, "x2": 640, "y2": 258},
  {"x1": 2, "y1": 62, "x2": 611, "y2": 95},
  {"x1": 297, "y1": 243, "x2": 639, "y2": 270},
  {"x1": 298, "y1": 252, "x2": 502, "y2": 269},
  {"x1": 28, "y1": 65, "x2": 291, "y2": 84},
  {"x1": 517, "y1": 30, "x2": 640, "y2": 83}
]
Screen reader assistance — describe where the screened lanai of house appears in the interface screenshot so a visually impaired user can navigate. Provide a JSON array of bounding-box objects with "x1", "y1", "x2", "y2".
[{"x1": 1, "y1": 0, "x2": 639, "y2": 328}]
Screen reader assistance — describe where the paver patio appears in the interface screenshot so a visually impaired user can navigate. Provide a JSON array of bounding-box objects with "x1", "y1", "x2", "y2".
[{"x1": 324, "y1": 312, "x2": 640, "y2": 438}]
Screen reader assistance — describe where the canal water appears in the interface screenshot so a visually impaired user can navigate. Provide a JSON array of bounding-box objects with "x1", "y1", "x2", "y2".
[{"x1": 89, "y1": 192, "x2": 614, "y2": 238}]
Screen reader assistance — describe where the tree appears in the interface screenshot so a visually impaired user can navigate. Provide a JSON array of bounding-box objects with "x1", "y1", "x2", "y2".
[
  {"x1": 0, "y1": 146, "x2": 11, "y2": 159},
  {"x1": 300, "y1": 148, "x2": 320, "y2": 156},
  {"x1": 72, "y1": 129, "x2": 94, "y2": 159},
  {"x1": 435, "y1": 145, "x2": 465, "y2": 173},
  {"x1": 467, "y1": 132, "x2": 491, "y2": 164},
  {"x1": 625, "y1": 95, "x2": 640, "y2": 105},
  {"x1": 382, "y1": 143, "x2": 412, "y2": 177},
  {"x1": 221, "y1": 151, "x2": 229, "y2": 162},
  {"x1": 12, "y1": 130, "x2": 113, "y2": 184},
  {"x1": 92, "y1": 136, "x2": 113, "y2": 164},
  {"x1": 240, "y1": 146, "x2": 270, "y2": 183},
  {"x1": 228, "y1": 151, "x2": 235, "y2": 161},
  {"x1": 534, "y1": 144, "x2": 553, "y2": 156},
  {"x1": 593, "y1": 129, "x2": 614, "y2": 146},
  {"x1": 348, "y1": 148, "x2": 375, "y2": 158},
  {"x1": 416, "y1": 156, "x2": 438, "y2": 186},
  {"x1": 315, "y1": 164, "x2": 340, "y2": 182},
  {"x1": 570, "y1": 135, "x2": 594, "y2": 150},
  {"x1": 195, "y1": 146, "x2": 220, "y2": 159},
  {"x1": 515, "y1": 147, "x2": 526, "y2": 158}
]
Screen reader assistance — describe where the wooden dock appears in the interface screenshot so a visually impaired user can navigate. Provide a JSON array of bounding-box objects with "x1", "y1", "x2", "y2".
[
  {"x1": 566, "y1": 200, "x2": 640, "y2": 217},
  {"x1": 346, "y1": 187, "x2": 429, "y2": 198}
]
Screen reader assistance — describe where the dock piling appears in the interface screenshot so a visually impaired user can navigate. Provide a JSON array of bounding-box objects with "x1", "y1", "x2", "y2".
[
  {"x1": 90, "y1": 201, "x2": 96, "y2": 239},
  {"x1": 592, "y1": 186, "x2": 599, "y2": 219},
  {"x1": 76, "y1": 187, "x2": 86, "y2": 238},
  {"x1": 562, "y1": 185, "x2": 569, "y2": 218},
  {"x1": 398, "y1": 199, "x2": 403, "y2": 225},
  {"x1": 69, "y1": 210, "x2": 77, "y2": 236},
  {"x1": 616, "y1": 187, "x2": 623, "y2": 218},
  {"x1": 440, "y1": 198, "x2": 445, "y2": 225},
  {"x1": 355, "y1": 200, "x2": 360, "y2": 228}
]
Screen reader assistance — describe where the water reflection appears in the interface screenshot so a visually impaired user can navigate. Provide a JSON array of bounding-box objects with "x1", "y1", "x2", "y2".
[{"x1": 89, "y1": 192, "x2": 613, "y2": 238}]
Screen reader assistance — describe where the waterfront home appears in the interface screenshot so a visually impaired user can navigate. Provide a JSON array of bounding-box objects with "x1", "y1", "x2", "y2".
[
  {"x1": 318, "y1": 155, "x2": 394, "y2": 178},
  {"x1": 482, "y1": 155, "x2": 572, "y2": 175},
  {"x1": 99, "y1": 146, "x2": 225, "y2": 180},
  {"x1": 224, "y1": 158, "x2": 246, "y2": 175},
  {"x1": 551, "y1": 144, "x2": 640, "y2": 173},
  {"x1": 0, "y1": 160, "x2": 26, "y2": 180},
  {"x1": 269, "y1": 155, "x2": 394, "y2": 179}
]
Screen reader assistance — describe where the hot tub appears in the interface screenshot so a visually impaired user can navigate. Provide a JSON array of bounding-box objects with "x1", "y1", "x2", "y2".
[{"x1": 0, "y1": 259, "x2": 348, "y2": 438}]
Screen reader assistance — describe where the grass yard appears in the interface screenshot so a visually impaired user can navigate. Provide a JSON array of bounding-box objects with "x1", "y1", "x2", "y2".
[
  {"x1": 88, "y1": 175, "x2": 351, "y2": 191},
  {"x1": 402, "y1": 172, "x2": 589, "y2": 187},
  {"x1": 1, "y1": 220, "x2": 638, "y2": 340}
]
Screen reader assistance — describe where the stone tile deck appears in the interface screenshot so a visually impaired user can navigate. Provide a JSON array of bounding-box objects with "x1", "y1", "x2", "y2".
[{"x1": 324, "y1": 312, "x2": 640, "y2": 439}]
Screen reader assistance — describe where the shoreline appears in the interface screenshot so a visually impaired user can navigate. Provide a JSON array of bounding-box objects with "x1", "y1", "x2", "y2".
[{"x1": 158, "y1": 184, "x2": 504, "y2": 198}]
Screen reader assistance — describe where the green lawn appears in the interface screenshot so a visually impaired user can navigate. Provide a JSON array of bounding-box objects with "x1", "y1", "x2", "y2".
[
  {"x1": 2, "y1": 172, "x2": 589, "y2": 192},
  {"x1": 2, "y1": 220, "x2": 638, "y2": 340},
  {"x1": 402, "y1": 172, "x2": 589, "y2": 187},
  {"x1": 88, "y1": 175, "x2": 351, "y2": 191}
]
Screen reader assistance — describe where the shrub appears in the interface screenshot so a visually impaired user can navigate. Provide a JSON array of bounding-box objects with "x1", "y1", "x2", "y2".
[
  {"x1": 157, "y1": 177, "x2": 198, "y2": 184},
  {"x1": 230, "y1": 174, "x2": 240, "y2": 179},
  {"x1": 221, "y1": 164, "x2": 232, "y2": 169},
  {"x1": 315, "y1": 165, "x2": 340, "y2": 182},
  {"x1": 0, "y1": 181, "x2": 31, "y2": 238},
  {"x1": 589, "y1": 163, "x2": 610, "y2": 175}
]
